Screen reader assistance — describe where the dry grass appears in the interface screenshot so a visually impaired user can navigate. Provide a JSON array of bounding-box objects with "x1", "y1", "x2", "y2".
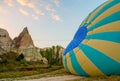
[
  {"x1": 0, "y1": 65, "x2": 64, "y2": 79},
  {"x1": 0, "y1": 68, "x2": 120, "y2": 81}
]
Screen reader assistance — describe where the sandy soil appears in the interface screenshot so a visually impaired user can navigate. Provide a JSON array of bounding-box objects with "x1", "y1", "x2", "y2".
[{"x1": 18, "y1": 75, "x2": 81, "y2": 81}]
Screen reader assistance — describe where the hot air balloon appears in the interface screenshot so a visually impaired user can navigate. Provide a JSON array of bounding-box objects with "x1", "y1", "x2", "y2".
[{"x1": 63, "y1": 0, "x2": 120, "y2": 76}]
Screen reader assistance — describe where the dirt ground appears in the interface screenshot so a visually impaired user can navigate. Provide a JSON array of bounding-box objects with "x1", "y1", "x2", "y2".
[
  {"x1": 1, "y1": 74, "x2": 120, "y2": 81},
  {"x1": 17, "y1": 75, "x2": 81, "y2": 81}
]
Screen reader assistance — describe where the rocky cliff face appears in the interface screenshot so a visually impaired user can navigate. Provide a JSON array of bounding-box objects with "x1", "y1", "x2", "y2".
[
  {"x1": 0, "y1": 27, "x2": 65, "y2": 64},
  {"x1": 0, "y1": 27, "x2": 45, "y2": 63},
  {"x1": 13, "y1": 27, "x2": 34, "y2": 49},
  {"x1": 0, "y1": 47, "x2": 7, "y2": 55},
  {"x1": 0, "y1": 28, "x2": 12, "y2": 51},
  {"x1": 12, "y1": 27, "x2": 44, "y2": 62}
]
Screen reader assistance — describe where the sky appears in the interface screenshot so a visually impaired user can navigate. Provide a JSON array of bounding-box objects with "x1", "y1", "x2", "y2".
[{"x1": 0, "y1": 0, "x2": 107, "y2": 48}]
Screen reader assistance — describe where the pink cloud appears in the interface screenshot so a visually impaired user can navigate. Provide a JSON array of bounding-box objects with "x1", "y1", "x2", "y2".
[
  {"x1": 27, "y1": 2, "x2": 35, "y2": 8},
  {"x1": 17, "y1": 0, "x2": 44, "y2": 16},
  {"x1": 4, "y1": 0, "x2": 14, "y2": 7},
  {"x1": 19, "y1": 8, "x2": 29, "y2": 16},
  {"x1": 17, "y1": 0, "x2": 28, "y2": 6},
  {"x1": 2, "y1": 0, "x2": 61, "y2": 21},
  {"x1": 0, "y1": 6, "x2": 4, "y2": 13},
  {"x1": 34, "y1": 7, "x2": 44, "y2": 16},
  {"x1": 45, "y1": 4, "x2": 62, "y2": 21},
  {"x1": 32, "y1": 14, "x2": 39, "y2": 20},
  {"x1": 19, "y1": 8, "x2": 39, "y2": 20},
  {"x1": 45, "y1": 4, "x2": 55, "y2": 12},
  {"x1": 52, "y1": 14, "x2": 61, "y2": 21},
  {"x1": 0, "y1": 5, "x2": 9, "y2": 14},
  {"x1": 53, "y1": 0, "x2": 60, "y2": 7}
]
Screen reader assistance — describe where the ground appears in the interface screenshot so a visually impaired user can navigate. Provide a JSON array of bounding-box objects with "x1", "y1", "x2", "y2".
[
  {"x1": 16, "y1": 75, "x2": 81, "y2": 81},
  {"x1": 0, "y1": 69, "x2": 120, "y2": 81}
]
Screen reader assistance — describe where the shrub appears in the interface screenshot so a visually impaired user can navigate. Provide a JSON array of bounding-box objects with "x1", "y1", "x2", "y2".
[
  {"x1": 0, "y1": 67, "x2": 8, "y2": 72},
  {"x1": 16, "y1": 53, "x2": 24, "y2": 61},
  {"x1": 1, "y1": 58, "x2": 8, "y2": 64}
]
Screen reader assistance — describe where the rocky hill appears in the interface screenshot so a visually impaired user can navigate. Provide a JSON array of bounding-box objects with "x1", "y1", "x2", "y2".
[
  {"x1": 0, "y1": 27, "x2": 64, "y2": 65},
  {"x1": 12, "y1": 27, "x2": 34, "y2": 49},
  {"x1": 0, "y1": 27, "x2": 44, "y2": 63},
  {"x1": 12, "y1": 27, "x2": 44, "y2": 62},
  {"x1": 0, "y1": 28, "x2": 12, "y2": 51},
  {"x1": 0, "y1": 47, "x2": 7, "y2": 55}
]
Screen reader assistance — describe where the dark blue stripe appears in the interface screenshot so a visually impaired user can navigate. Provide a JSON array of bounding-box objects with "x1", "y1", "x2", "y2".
[
  {"x1": 86, "y1": 32, "x2": 120, "y2": 43},
  {"x1": 64, "y1": 26, "x2": 87, "y2": 55},
  {"x1": 69, "y1": 51, "x2": 89, "y2": 76},
  {"x1": 78, "y1": 44, "x2": 120, "y2": 75}
]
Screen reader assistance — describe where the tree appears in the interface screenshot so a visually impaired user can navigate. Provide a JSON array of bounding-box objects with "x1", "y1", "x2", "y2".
[{"x1": 39, "y1": 45, "x2": 63, "y2": 66}]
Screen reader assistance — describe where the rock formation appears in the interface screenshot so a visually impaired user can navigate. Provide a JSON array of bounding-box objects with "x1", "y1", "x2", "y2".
[
  {"x1": 0, "y1": 27, "x2": 45, "y2": 63},
  {"x1": 0, "y1": 28, "x2": 12, "y2": 51},
  {"x1": 0, "y1": 47, "x2": 7, "y2": 55},
  {"x1": 0, "y1": 47, "x2": 6, "y2": 63},
  {"x1": 0, "y1": 27, "x2": 67, "y2": 64},
  {"x1": 12, "y1": 27, "x2": 34, "y2": 49},
  {"x1": 12, "y1": 27, "x2": 44, "y2": 62}
]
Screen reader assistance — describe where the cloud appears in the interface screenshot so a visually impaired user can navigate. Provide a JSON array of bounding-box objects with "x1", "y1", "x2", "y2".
[
  {"x1": 45, "y1": 4, "x2": 62, "y2": 21},
  {"x1": 52, "y1": 14, "x2": 61, "y2": 21},
  {"x1": 33, "y1": 7, "x2": 44, "y2": 16},
  {"x1": 17, "y1": 0, "x2": 28, "y2": 6},
  {"x1": 32, "y1": 14, "x2": 39, "y2": 20},
  {"x1": 0, "y1": 5, "x2": 3, "y2": 12},
  {"x1": 45, "y1": 4, "x2": 55, "y2": 12},
  {"x1": 17, "y1": 0, "x2": 45, "y2": 20},
  {"x1": 53, "y1": 0, "x2": 60, "y2": 7},
  {"x1": 0, "y1": 5, "x2": 9, "y2": 14},
  {"x1": 19, "y1": 8, "x2": 29, "y2": 16},
  {"x1": 17, "y1": 0, "x2": 44, "y2": 16},
  {"x1": 19, "y1": 8, "x2": 39, "y2": 20},
  {"x1": 4, "y1": 0, "x2": 14, "y2": 7},
  {"x1": 2, "y1": 0, "x2": 61, "y2": 21}
]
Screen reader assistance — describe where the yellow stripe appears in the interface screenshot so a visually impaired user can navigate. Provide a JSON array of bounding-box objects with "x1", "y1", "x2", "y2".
[
  {"x1": 63, "y1": 56, "x2": 67, "y2": 71},
  {"x1": 81, "y1": 39, "x2": 89, "y2": 44},
  {"x1": 66, "y1": 53, "x2": 78, "y2": 75},
  {"x1": 82, "y1": 39, "x2": 120, "y2": 63},
  {"x1": 74, "y1": 47, "x2": 105, "y2": 76},
  {"x1": 87, "y1": 21, "x2": 120, "y2": 35},
  {"x1": 87, "y1": 0, "x2": 112, "y2": 28},
  {"x1": 87, "y1": 3, "x2": 120, "y2": 29},
  {"x1": 87, "y1": 30, "x2": 93, "y2": 36}
]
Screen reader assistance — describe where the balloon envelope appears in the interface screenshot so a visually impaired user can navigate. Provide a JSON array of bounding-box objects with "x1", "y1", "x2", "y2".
[{"x1": 63, "y1": 0, "x2": 120, "y2": 76}]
